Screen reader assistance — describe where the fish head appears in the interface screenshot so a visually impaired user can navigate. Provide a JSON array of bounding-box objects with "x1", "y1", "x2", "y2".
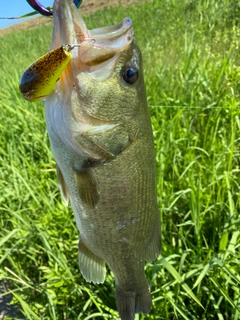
[{"x1": 46, "y1": 0, "x2": 146, "y2": 128}]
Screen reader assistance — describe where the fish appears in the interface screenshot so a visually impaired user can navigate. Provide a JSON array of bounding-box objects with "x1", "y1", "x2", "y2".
[{"x1": 33, "y1": 0, "x2": 161, "y2": 319}]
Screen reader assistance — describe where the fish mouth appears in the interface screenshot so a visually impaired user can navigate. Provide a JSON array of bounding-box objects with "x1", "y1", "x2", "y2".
[{"x1": 51, "y1": 0, "x2": 134, "y2": 80}]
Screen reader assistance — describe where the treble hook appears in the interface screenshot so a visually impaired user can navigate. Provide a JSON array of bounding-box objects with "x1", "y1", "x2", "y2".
[{"x1": 26, "y1": 0, "x2": 82, "y2": 17}]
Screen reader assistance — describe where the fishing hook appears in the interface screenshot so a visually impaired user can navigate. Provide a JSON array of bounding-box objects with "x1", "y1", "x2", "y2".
[{"x1": 26, "y1": 0, "x2": 82, "y2": 17}]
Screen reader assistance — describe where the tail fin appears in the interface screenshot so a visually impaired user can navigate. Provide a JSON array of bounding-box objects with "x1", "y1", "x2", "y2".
[{"x1": 115, "y1": 285, "x2": 152, "y2": 320}]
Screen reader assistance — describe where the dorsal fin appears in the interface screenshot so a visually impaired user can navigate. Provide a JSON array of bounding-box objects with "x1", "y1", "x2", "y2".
[{"x1": 145, "y1": 213, "x2": 161, "y2": 262}]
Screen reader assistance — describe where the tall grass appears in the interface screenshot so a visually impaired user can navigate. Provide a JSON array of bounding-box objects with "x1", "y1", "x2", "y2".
[{"x1": 0, "y1": 0, "x2": 240, "y2": 319}]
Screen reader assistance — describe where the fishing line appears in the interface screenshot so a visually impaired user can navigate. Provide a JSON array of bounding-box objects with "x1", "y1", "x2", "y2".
[
  {"x1": 26, "y1": 0, "x2": 82, "y2": 17},
  {"x1": 148, "y1": 106, "x2": 238, "y2": 109},
  {"x1": 0, "y1": 0, "x2": 82, "y2": 19}
]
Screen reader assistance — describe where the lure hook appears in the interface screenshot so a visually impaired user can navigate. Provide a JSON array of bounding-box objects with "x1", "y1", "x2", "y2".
[{"x1": 26, "y1": 0, "x2": 82, "y2": 17}]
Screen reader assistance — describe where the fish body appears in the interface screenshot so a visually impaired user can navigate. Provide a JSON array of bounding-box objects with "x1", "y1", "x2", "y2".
[{"x1": 44, "y1": 0, "x2": 161, "y2": 319}]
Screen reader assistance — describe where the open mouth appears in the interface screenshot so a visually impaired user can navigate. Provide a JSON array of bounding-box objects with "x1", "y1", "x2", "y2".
[
  {"x1": 19, "y1": 0, "x2": 135, "y2": 101},
  {"x1": 51, "y1": 0, "x2": 134, "y2": 69}
]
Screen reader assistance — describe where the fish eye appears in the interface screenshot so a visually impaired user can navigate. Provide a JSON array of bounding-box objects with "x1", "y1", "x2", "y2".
[{"x1": 122, "y1": 66, "x2": 138, "y2": 84}]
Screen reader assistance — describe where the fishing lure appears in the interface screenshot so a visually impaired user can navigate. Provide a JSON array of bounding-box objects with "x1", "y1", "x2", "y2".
[
  {"x1": 19, "y1": 45, "x2": 77, "y2": 101},
  {"x1": 19, "y1": 1, "x2": 86, "y2": 101},
  {"x1": 26, "y1": 0, "x2": 82, "y2": 16},
  {"x1": 18, "y1": 1, "x2": 84, "y2": 101}
]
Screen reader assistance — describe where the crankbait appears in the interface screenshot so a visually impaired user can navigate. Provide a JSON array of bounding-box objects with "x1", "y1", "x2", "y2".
[
  {"x1": 19, "y1": 45, "x2": 78, "y2": 101},
  {"x1": 19, "y1": 1, "x2": 85, "y2": 101}
]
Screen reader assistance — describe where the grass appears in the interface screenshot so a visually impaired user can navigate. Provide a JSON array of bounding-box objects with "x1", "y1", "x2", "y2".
[{"x1": 0, "y1": 0, "x2": 240, "y2": 319}]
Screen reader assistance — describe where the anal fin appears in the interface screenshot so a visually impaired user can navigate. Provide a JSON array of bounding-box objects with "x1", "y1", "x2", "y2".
[
  {"x1": 145, "y1": 213, "x2": 161, "y2": 262},
  {"x1": 78, "y1": 240, "x2": 106, "y2": 284}
]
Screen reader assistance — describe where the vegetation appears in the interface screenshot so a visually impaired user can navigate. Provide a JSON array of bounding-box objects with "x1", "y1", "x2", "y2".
[{"x1": 0, "y1": 0, "x2": 240, "y2": 319}]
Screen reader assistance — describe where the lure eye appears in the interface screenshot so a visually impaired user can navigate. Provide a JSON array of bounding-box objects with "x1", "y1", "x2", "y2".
[
  {"x1": 122, "y1": 66, "x2": 138, "y2": 84},
  {"x1": 26, "y1": 0, "x2": 82, "y2": 17}
]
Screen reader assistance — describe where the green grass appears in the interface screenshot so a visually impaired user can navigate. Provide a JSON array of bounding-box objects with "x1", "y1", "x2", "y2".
[{"x1": 0, "y1": 0, "x2": 240, "y2": 319}]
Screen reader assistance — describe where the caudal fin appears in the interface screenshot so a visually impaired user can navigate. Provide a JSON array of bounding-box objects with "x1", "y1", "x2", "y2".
[{"x1": 115, "y1": 285, "x2": 152, "y2": 320}]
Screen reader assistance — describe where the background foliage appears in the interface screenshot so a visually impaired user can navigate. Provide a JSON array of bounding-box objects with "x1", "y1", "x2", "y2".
[{"x1": 0, "y1": 0, "x2": 240, "y2": 319}]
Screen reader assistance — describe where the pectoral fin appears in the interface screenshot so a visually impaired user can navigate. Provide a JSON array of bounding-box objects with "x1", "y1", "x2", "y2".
[
  {"x1": 56, "y1": 164, "x2": 69, "y2": 206},
  {"x1": 78, "y1": 240, "x2": 106, "y2": 284},
  {"x1": 73, "y1": 166, "x2": 99, "y2": 208}
]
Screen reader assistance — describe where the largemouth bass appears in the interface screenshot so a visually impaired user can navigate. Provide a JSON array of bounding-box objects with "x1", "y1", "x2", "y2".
[{"x1": 30, "y1": 0, "x2": 161, "y2": 319}]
